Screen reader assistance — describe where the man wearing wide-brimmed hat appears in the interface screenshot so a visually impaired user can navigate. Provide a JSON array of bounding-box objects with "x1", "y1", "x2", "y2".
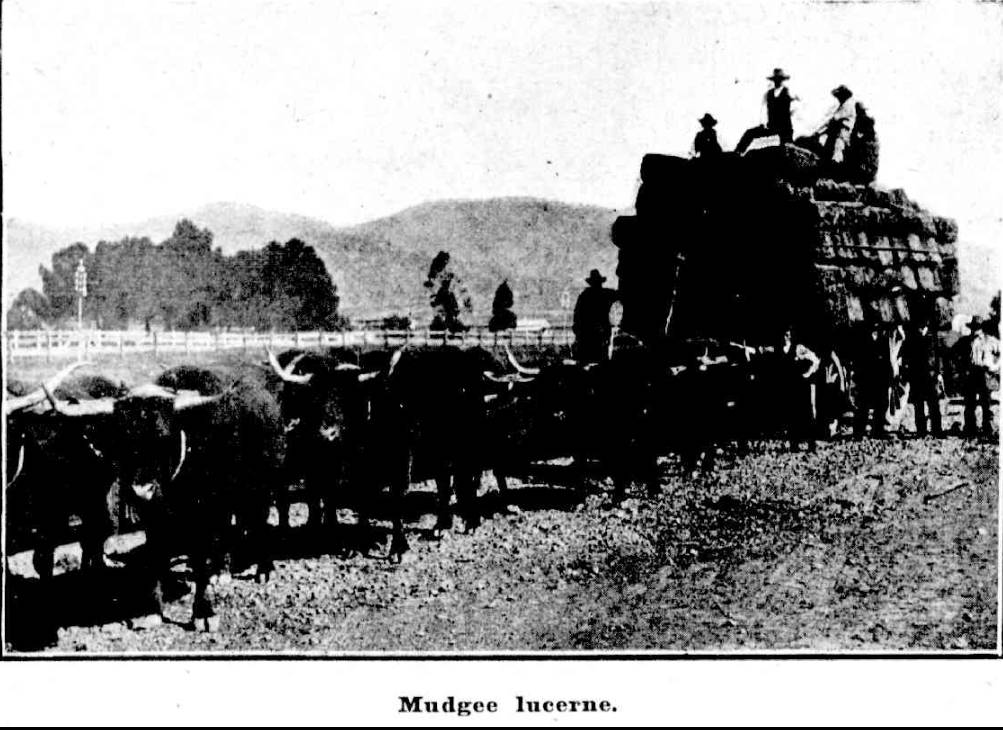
[
  {"x1": 573, "y1": 269, "x2": 618, "y2": 363},
  {"x1": 902, "y1": 316, "x2": 944, "y2": 437},
  {"x1": 813, "y1": 84, "x2": 857, "y2": 165},
  {"x1": 962, "y1": 315, "x2": 1000, "y2": 436},
  {"x1": 692, "y1": 113, "x2": 723, "y2": 158},
  {"x1": 735, "y1": 67, "x2": 799, "y2": 154}
]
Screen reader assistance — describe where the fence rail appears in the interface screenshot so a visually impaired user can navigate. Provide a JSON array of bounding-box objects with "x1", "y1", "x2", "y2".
[{"x1": 3, "y1": 328, "x2": 575, "y2": 359}]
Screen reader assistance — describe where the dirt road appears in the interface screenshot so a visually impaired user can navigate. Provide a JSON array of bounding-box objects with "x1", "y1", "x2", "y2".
[{"x1": 5, "y1": 435, "x2": 998, "y2": 654}]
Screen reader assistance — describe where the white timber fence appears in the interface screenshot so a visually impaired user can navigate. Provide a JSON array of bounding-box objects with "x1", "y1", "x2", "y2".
[{"x1": 4, "y1": 328, "x2": 576, "y2": 360}]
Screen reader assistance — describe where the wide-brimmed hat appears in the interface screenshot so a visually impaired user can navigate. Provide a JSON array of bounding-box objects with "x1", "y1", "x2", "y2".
[
  {"x1": 698, "y1": 113, "x2": 717, "y2": 127},
  {"x1": 585, "y1": 269, "x2": 607, "y2": 286},
  {"x1": 831, "y1": 84, "x2": 853, "y2": 101},
  {"x1": 767, "y1": 68, "x2": 790, "y2": 81}
]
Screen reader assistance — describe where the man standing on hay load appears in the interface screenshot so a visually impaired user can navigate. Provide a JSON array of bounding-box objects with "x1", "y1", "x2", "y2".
[
  {"x1": 735, "y1": 67, "x2": 798, "y2": 154},
  {"x1": 573, "y1": 269, "x2": 619, "y2": 363}
]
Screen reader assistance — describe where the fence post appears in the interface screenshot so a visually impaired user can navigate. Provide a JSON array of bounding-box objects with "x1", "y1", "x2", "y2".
[
  {"x1": 152, "y1": 331, "x2": 158, "y2": 357},
  {"x1": 119, "y1": 331, "x2": 125, "y2": 358},
  {"x1": 45, "y1": 331, "x2": 52, "y2": 364}
]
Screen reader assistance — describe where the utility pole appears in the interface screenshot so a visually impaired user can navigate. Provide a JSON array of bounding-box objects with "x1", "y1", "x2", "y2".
[
  {"x1": 74, "y1": 259, "x2": 87, "y2": 359},
  {"x1": 74, "y1": 259, "x2": 88, "y2": 330}
]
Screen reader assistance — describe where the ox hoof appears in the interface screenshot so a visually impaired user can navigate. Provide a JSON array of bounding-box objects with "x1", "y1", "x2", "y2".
[
  {"x1": 193, "y1": 615, "x2": 221, "y2": 633},
  {"x1": 255, "y1": 571, "x2": 271, "y2": 585},
  {"x1": 129, "y1": 614, "x2": 163, "y2": 630},
  {"x1": 210, "y1": 572, "x2": 233, "y2": 586}
]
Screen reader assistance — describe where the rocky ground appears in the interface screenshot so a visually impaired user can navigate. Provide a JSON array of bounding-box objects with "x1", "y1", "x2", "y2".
[{"x1": 5, "y1": 433, "x2": 997, "y2": 654}]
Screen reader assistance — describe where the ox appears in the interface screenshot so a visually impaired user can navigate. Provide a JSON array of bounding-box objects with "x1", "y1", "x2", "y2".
[
  {"x1": 499, "y1": 339, "x2": 761, "y2": 495},
  {"x1": 43, "y1": 377, "x2": 284, "y2": 630},
  {"x1": 267, "y1": 346, "x2": 498, "y2": 560},
  {"x1": 5, "y1": 362, "x2": 121, "y2": 580}
]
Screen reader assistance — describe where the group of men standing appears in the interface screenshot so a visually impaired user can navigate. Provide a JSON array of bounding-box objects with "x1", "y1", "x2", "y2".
[
  {"x1": 755, "y1": 317, "x2": 999, "y2": 448},
  {"x1": 572, "y1": 269, "x2": 999, "y2": 447},
  {"x1": 693, "y1": 67, "x2": 879, "y2": 182}
]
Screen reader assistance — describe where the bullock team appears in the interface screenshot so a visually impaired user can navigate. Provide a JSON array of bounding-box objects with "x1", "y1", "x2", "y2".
[{"x1": 0, "y1": 331, "x2": 929, "y2": 635}]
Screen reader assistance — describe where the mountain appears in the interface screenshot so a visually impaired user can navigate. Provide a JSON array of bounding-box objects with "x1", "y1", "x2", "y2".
[
  {"x1": 326, "y1": 198, "x2": 620, "y2": 320},
  {"x1": 5, "y1": 197, "x2": 995, "y2": 323},
  {"x1": 3, "y1": 199, "x2": 621, "y2": 322}
]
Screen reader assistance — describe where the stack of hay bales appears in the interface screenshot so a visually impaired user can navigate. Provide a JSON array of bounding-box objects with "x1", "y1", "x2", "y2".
[{"x1": 611, "y1": 146, "x2": 959, "y2": 353}]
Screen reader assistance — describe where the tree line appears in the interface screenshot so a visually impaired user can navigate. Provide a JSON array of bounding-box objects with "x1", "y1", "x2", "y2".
[
  {"x1": 8, "y1": 220, "x2": 345, "y2": 332},
  {"x1": 7, "y1": 224, "x2": 523, "y2": 333}
]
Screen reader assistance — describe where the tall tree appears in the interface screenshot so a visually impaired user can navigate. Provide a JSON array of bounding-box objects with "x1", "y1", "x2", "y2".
[
  {"x1": 488, "y1": 280, "x2": 517, "y2": 331},
  {"x1": 6, "y1": 289, "x2": 52, "y2": 330},
  {"x1": 29, "y1": 225, "x2": 344, "y2": 331},
  {"x1": 424, "y1": 250, "x2": 471, "y2": 332}
]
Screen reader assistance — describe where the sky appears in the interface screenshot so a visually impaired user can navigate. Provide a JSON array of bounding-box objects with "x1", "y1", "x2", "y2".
[{"x1": 2, "y1": 0, "x2": 1001, "y2": 258}]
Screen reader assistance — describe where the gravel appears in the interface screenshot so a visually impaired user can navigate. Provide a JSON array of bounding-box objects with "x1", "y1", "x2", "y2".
[{"x1": 5, "y1": 435, "x2": 998, "y2": 654}]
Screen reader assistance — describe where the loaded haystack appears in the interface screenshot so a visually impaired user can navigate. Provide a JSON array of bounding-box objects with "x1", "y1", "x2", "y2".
[{"x1": 612, "y1": 145, "x2": 959, "y2": 358}]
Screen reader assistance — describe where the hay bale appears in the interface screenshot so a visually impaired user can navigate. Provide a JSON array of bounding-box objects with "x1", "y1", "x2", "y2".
[
  {"x1": 941, "y1": 257, "x2": 961, "y2": 295},
  {"x1": 847, "y1": 294, "x2": 866, "y2": 322},
  {"x1": 900, "y1": 265, "x2": 919, "y2": 290},
  {"x1": 610, "y1": 215, "x2": 640, "y2": 249},
  {"x1": 861, "y1": 186, "x2": 897, "y2": 209},
  {"x1": 934, "y1": 217, "x2": 959, "y2": 243},
  {"x1": 812, "y1": 180, "x2": 863, "y2": 203},
  {"x1": 894, "y1": 295, "x2": 911, "y2": 321},
  {"x1": 639, "y1": 154, "x2": 689, "y2": 185},
  {"x1": 850, "y1": 266, "x2": 875, "y2": 287},
  {"x1": 916, "y1": 267, "x2": 937, "y2": 291}
]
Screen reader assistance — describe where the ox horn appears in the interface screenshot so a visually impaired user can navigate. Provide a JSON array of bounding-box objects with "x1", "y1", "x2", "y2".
[
  {"x1": 265, "y1": 348, "x2": 313, "y2": 385},
  {"x1": 4, "y1": 360, "x2": 89, "y2": 415},
  {"x1": 504, "y1": 344, "x2": 540, "y2": 376},
  {"x1": 387, "y1": 348, "x2": 405, "y2": 377},
  {"x1": 9, "y1": 443, "x2": 27, "y2": 485},
  {"x1": 173, "y1": 392, "x2": 226, "y2": 411},
  {"x1": 170, "y1": 429, "x2": 188, "y2": 481},
  {"x1": 44, "y1": 398, "x2": 116, "y2": 416},
  {"x1": 38, "y1": 382, "x2": 116, "y2": 417},
  {"x1": 483, "y1": 371, "x2": 534, "y2": 385},
  {"x1": 40, "y1": 384, "x2": 60, "y2": 412}
]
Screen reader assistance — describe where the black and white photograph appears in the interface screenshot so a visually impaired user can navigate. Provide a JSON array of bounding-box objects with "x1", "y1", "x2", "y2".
[{"x1": 2, "y1": 0, "x2": 1001, "y2": 722}]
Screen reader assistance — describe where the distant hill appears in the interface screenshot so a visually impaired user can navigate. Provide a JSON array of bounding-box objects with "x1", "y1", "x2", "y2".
[
  {"x1": 4, "y1": 197, "x2": 995, "y2": 322},
  {"x1": 328, "y1": 198, "x2": 619, "y2": 320},
  {"x1": 3, "y1": 199, "x2": 620, "y2": 322}
]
